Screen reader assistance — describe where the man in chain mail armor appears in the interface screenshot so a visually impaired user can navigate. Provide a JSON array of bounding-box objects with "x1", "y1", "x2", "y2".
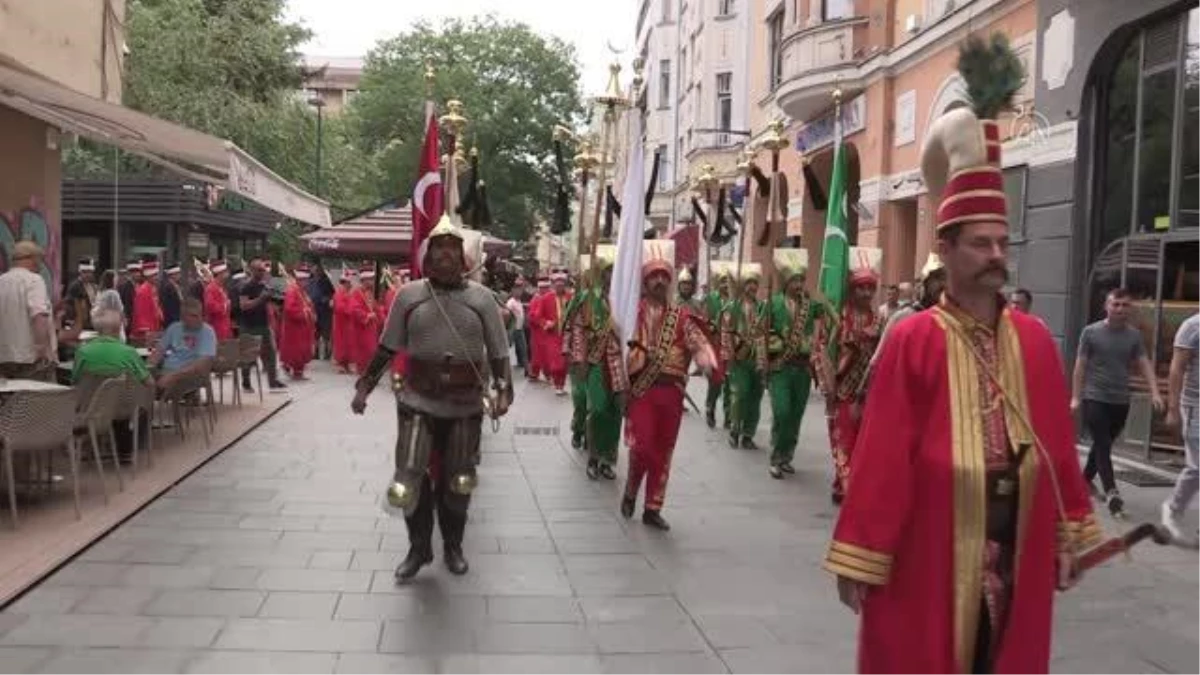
[{"x1": 351, "y1": 214, "x2": 513, "y2": 582}]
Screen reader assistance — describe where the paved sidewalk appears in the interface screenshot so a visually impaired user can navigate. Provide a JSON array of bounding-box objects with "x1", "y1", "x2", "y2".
[{"x1": 0, "y1": 365, "x2": 1195, "y2": 673}]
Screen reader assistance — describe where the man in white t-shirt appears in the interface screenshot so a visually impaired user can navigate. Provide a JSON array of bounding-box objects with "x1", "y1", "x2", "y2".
[
  {"x1": 1163, "y1": 312, "x2": 1199, "y2": 545},
  {"x1": 505, "y1": 281, "x2": 528, "y2": 371},
  {"x1": 0, "y1": 241, "x2": 57, "y2": 381}
]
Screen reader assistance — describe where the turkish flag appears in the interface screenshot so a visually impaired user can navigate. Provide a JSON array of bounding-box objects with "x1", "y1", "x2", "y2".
[{"x1": 409, "y1": 112, "x2": 443, "y2": 279}]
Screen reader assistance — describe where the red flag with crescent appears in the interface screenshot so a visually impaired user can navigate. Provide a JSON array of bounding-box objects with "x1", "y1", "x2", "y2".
[{"x1": 410, "y1": 112, "x2": 443, "y2": 279}]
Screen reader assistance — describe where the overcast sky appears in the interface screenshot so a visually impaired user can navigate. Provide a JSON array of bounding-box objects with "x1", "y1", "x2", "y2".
[{"x1": 285, "y1": 0, "x2": 639, "y2": 97}]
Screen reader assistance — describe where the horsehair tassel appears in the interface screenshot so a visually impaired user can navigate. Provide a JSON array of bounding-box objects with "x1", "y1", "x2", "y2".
[
  {"x1": 750, "y1": 164, "x2": 770, "y2": 196},
  {"x1": 692, "y1": 197, "x2": 709, "y2": 234},
  {"x1": 709, "y1": 187, "x2": 727, "y2": 245},
  {"x1": 644, "y1": 147, "x2": 661, "y2": 217}
]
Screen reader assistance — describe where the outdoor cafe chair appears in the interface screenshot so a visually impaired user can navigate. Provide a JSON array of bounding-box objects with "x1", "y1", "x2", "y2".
[
  {"x1": 236, "y1": 334, "x2": 264, "y2": 405},
  {"x1": 74, "y1": 376, "x2": 129, "y2": 502},
  {"x1": 211, "y1": 339, "x2": 241, "y2": 407},
  {"x1": 0, "y1": 389, "x2": 82, "y2": 528}
]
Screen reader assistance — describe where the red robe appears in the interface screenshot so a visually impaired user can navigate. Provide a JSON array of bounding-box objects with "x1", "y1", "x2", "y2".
[
  {"x1": 349, "y1": 286, "x2": 379, "y2": 375},
  {"x1": 825, "y1": 302, "x2": 1100, "y2": 674},
  {"x1": 332, "y1": 286, "x2": 353, "y2": 369},
  {"x1": 131, "y1": 280, "x2": 164, "y2": 342},
  {"x1": 280, "y1": 282, "x2": 316, "y2": 376},
  {"x1": 203, "y1": 280, "x2": 233, "y2": 340},
  {"x1": 530, "y1": 290, "x2": 568, "y2": 387},
  {"x1": 527, "y1": 290, "x2": 549, "y2": 379}
]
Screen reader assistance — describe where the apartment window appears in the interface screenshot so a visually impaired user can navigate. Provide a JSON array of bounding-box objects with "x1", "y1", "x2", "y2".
[
  {"x1": 822, "y1": 0, "x2": 854, "y2": 21},
  {"x1": 695, "y1": 84, "x2": 703, "y2": 125},
  {"x1": 658, "y1": 59, "x2": 671, "y2": 108},
  {"x1": 656, "y1": 144, "x2": 669, "y2": 189},
  {"x1": 719, "y1": 0, "x2": 735, "y2": 16},
  {"x1": 716, "y1": 72, "x2": 733, "y2": 145},
  {"x1": 662, "y1": 0, "x2": 671, "y2": 22},
  {"x1": 768, "y1": 11, "x2": 784, "y2": 89}
]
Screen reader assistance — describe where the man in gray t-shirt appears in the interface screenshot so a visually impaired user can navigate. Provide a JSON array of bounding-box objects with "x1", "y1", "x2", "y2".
[
  {"x1": 1071, "y1": 289, "x2": 1163, "y2": 516},
  {"x1": 1163, "y1": 312, "x2": 1199, "y2": 544}
]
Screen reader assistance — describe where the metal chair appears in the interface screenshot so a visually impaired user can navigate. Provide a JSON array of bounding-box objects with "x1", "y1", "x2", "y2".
[
  {"x1": 111, "y1": 377, "x2": 151, "y2": 476},
  {"x1": 236, "y1": 334, "x2": 264, "y2": 405},
  {"x1": 160, "y1": 370, "x2": 213, "y2": 446},
  {"x1": 74, "y1": 376, "x2": 128, "y2": 502},
  {"x1": 211, "y1": 339, "x2": 241, "y2": 407},
  {"x1": 0, "y1": 389, "x2": 82, "y2": 527}
]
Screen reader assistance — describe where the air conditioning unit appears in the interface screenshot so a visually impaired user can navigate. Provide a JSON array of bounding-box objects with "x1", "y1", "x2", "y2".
[{"x1": 905, "y1": 14, "x2": 922, "y2": 34}]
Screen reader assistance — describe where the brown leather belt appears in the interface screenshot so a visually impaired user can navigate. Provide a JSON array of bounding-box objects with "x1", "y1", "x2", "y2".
[{"x1": 407, "y1": 358, "x2": 483, "y2": 403}]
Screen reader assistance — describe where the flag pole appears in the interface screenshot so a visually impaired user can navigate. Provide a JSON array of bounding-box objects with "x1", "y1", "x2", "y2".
[
  {"x1": 759, "y1": 119, "x2": 789, "y2": 301},
  {"x1": 590, "y1": 60, "x2": 631, "y2": 260},
  {"x1": 695, "y1": 164, "x2": 718, "y2": 290},
  {"x1": 734, "y1": 147, "x2": 755, "y2": 283}
]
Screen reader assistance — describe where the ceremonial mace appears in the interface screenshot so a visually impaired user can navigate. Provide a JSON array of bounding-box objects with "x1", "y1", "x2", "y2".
[
  {"x1": 693, "y1": 164, "x2": 719, "y2": 291},
  {"x1": 758, "y1": 118, "x2": 789, "y2": 301},
  {"x1": 439, "y1": 100, "x2": 469, "y2": 222},
  {"x1": 589, "y1": 60, "x2": 631, "y2": 260},
  {"x1": 734, "y1": 146, "x2": 756, "y2": 283}
]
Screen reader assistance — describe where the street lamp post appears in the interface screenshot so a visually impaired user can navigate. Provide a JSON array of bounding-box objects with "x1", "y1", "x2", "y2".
[{"x1": 307, "y1": 96, "x2": 326, "y2": 197}]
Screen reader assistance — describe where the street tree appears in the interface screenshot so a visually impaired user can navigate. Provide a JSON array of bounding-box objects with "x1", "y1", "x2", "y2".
[
  {"x1": 350, "y1": 15, "x2": 586, "y2": 242},
  {"x1": 64, "y1": 0, "x2": 381, "y2": 241}
]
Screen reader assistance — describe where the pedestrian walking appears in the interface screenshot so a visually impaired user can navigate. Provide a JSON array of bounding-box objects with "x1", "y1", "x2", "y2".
[
  {"x1": 1070, "y1": 287, "x2": 1163, "y2": 517},
  {"x1": 1162, "y1": 312, "x2": 1199, "y2": 545}
]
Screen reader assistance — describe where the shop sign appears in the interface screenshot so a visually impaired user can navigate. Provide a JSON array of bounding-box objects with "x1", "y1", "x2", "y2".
[
  {"x1": 309, "y1": 237, "x2": 340, "y2": 251},
  {"x1": 186, "y1": 232, "x2": 210, "y2": 250},
  {"x1": 794, "y1": 94, "x2": 866, "y2": 154}
]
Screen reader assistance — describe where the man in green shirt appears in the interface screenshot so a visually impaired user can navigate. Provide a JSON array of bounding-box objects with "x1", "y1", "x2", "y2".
[
  {"x1": 720, "y1": 263, "x2": 767, "y2": 449},
  {"x1": 765, "y1": 249, "x2": 828, "y2": 478},
  {"x1": 704, "y1": 264, "x2": 735, "y2": 429},
  {"x1": 72, "y1": 309, "x2": 152, "y2": 384}
]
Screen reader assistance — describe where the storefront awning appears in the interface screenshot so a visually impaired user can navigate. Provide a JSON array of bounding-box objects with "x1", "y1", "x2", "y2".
[
  {"x1": 301, "y1": 203, "x2": 512, "y2": 261},
  {"x1": 0, "y1": 57, "x2": 330, "y2": 227}
]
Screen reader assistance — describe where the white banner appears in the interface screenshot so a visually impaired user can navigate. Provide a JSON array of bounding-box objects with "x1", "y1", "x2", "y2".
[
  {"x1": 227, "y1": 145, "x2": 332, "y2": 227},
  {"x1": 609, "y1": 113, "x2": 645, "y2": 362}
]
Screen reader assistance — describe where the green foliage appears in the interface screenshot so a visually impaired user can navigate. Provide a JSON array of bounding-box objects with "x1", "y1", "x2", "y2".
[
  {"x1": 350, "y1": 15, "x2": 586, "y2": 242},
  {"x1": 957, "y1": 33, "x2": 1026, "y2": 120},
  {"x1": 64, "y1": 0, "x2": 381, "y2": 220}
]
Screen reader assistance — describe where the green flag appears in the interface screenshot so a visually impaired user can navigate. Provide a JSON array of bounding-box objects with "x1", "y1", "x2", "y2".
[{"x1": 817, "y1": 129, "x2": 849, "y2": 314}]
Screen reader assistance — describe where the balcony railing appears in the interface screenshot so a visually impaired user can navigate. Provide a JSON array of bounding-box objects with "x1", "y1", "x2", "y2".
[{"x1": 774, "y1": 17, "x2": 869, "y2": 121}]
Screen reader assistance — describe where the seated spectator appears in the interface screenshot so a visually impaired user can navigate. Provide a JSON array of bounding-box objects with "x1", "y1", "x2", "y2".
[
  {"x1": 149, "y1": 298, "x2": 216, "y2": 391},
  {"x1": 71, "y1": 309, "x2": 151, "y2": 384}
]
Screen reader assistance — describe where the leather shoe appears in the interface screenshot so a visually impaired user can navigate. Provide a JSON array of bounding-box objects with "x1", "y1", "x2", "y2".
[
  {"x1": 642, "y1": 510, "x2": 670, "y2": 531},
  {"x1": 571, "y1": 433, "x2": 583, "y2": 450},
  {"x1": 780, "y1": 462, "x2": 796, "y2": 474},
  {"x1": 620, "y1": 495, "x2": 635, "y2": 519},
  {"x1": 705, "y1": 410, "x2": 716, "y2": 428},
  {"x1": 740, "y1": 437, "x2": 759, "y2": 450},
  {"x1": 769, "y1": 465, "x2": 783, "y2": 479},
  {"x1": 586, "y1": 458, "x2": 600, "y2": 480},
  {"x1": 599, "y1": 463, "x2": 616, "y2": 480},
  {"x1": 444, "y1": 544, "x2": 469, "y2": 575},
  {"x1": 393, "y1": 547, "x2": 433, "y2": 583}
]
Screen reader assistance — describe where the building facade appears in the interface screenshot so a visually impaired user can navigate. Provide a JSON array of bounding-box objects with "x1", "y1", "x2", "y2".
[
  {"x1": 1027, "y1": 0, "x2": 1197, "y2": 457},
  {"x1": 740, "y1": 0, "x2": 1037, "y2": 293},
  {"x1": 300, "y1": 55, "x2": 363, "y2": 114}
]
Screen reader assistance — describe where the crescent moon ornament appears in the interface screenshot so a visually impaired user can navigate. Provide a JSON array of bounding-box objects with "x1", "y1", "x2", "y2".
[{"x1": 605, "y1": 40, "x2": 626, "y2": 56}]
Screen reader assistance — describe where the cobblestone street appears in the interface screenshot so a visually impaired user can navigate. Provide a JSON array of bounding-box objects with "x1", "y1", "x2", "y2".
[{"x1": 0, "y1": 365, "x2": 1195, "y2": 673}]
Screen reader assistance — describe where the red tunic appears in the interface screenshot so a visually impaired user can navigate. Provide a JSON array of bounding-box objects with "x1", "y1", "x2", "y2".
[
  {"x1": 530, "y1": 290, "x2": 568, "y2": 386},
  {"x1": 131, "y1": 280, "x2": 163, "y2": 342},
  {"x1": 824, "y1": 302, "x2": 1100, "y2": 674},
  {"x1": 348, "y1": 287, "x2": 379, "y2": 375},
  {"x1": 279, "y1": 282, "x2": 315, "y2": 375},
  {"x1": 527, "y1": 290, "x2": 548, "y2": 379},
  {"x1": 331, "y1": 287, "x2": 353, "y2": 368},
  {"x1": 203, "y1": 280, "x2": 233, "y2": 340}
]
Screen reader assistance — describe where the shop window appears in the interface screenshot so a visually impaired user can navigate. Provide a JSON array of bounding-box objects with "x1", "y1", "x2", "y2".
[{"x1": 1178, "y1": 9, "x2": 1199, "y2": 229}]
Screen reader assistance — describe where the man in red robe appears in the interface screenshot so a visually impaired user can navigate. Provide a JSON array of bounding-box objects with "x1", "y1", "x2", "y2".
[
  {"x1": 383, "y1": 268, "x2": 410, "y2": 386},
  {"x1": 203, "y1": 259, "x2": 233, "y2": 340},
  {"x1": 350, "y1": 264, "x2": 379, "y2": 375},
  {"x1": 813, "y1": 247, "x2": 884, "y2": 504},
  {"x1": 619, "y1": 241, "x2": 718, "y2": 531},
  {"x1": 280, "y1": 262, "x2": 317, "y2": 380},
  {"x1": 131, "y1": 259, "x2": 164, "y2": 345},
  {"x1": 824, "y1": 69, "x2": 1100, "y2": 674},
  {"x1": 526, "y1": 276, "x2": 551, "y2": 382},
  {"x1": 332, "y1": 271, "x2": 354, "y2": 373},
  {"x1": 530, "y1": 272, "x2": 570, "y2": 395}
]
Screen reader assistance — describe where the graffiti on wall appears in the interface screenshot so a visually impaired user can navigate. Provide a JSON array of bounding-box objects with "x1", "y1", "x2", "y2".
[{"x1": 0, "y1": 197, "x2": 60, "y2": 299}]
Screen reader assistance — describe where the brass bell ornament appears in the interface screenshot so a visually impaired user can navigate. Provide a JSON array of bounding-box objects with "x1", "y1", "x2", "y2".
[
  {"x1": 450, "y1": 471, "x2": 478, "y2": 496},
  {"x1": 386, "y1": 481, "x2": 413, "y2": 509}
]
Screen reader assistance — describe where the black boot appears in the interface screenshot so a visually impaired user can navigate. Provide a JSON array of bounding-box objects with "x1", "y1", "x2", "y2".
[
  {"x1": 740, "y1": 436, "x2": 759, "y2": 450},
  {"x1": 599, "y1": 463, "x2": 616, "y2": 480},
  {"x1": 642, "y1": 509, "x2": 670, "y2": 531},
  {"x1": 705, "y1": 409, "x2": 716, "y2": 429},
  {"x1": 394, "y1": 486, "x2": 434, "y2": 583},
  {"x1": 620, "y1": 495, "x2": 635, "y2": 519},
  {"x1": 437, "y1": 494, "x2": 470, "y2": 576},
  {"x1": 586, "y1": 458, "x2": 600, "y2": 480},
  {"x1": 571, "y1": 432, "x2": 584, "y2": 450},
  {"x1": 727, "y1": 432, "x2": 740, "y2": 449}
]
